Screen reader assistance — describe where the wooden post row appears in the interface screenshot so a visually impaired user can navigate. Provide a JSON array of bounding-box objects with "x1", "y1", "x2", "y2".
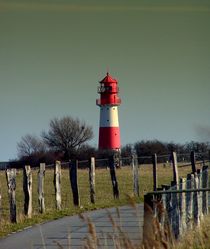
[
  {"x1": 132, "y1": 153, "x2": 139, "y2": 196},
  {"x1": 23, "y1": 165, "x2": 32, "y2": 218},
  {"x1": 109, "y1": 155, "x2": 119, "y2": 199},
  {"x1": 54, "y1": 161, "x2": 62, "y2": 210},
  {"x1": 38, "y1": 163, "x2": 45, "y2": 213},
  {"x1": 152, "y1": 154, "x2": 158, "y2": 191},
  {"x1": 89, "y1": 157, "x2": 95, "y2": 204},
  {"x1": 69, "y1": 160, "x2": 80, "y2": 206},
  {"x1": 6, "y1": 168, "x2": 17, "y2": 223}
]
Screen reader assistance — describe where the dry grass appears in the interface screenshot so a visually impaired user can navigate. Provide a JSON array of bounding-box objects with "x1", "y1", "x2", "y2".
[
  {"x1": 79, "y1": 201, "x2": 210, "y2": 249},
  {"x1": 177, "y1": 215, "x2": 210, "y2": 249}
]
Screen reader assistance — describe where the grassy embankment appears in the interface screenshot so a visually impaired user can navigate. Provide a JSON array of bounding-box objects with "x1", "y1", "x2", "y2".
[{"x1": 0, "y1": 163, "x2": 200, "y2": 238}]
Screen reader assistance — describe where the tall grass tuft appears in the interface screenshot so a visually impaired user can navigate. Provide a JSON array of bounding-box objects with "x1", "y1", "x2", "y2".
[{"x1": 177, "y1": 215, "x2": 210, "y2": 249}]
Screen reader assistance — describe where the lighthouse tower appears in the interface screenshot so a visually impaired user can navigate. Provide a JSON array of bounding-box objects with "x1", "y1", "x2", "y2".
[{"x1": 96, "y1": 72, "x2": 121, "y2": 151}]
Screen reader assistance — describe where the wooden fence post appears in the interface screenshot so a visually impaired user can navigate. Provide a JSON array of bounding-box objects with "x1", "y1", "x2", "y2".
[
  {"x1": 132, "y1": 153, "x2": 139, "y2": 196},
  {"x1": 193, "y1": 172, "x2": 200, "y2": 227},
  {"x1": 69, "y1": 160, "x2": 80, "y2": 206},
  {"x1": 164, "y1": 185, "x2": 173, "y2": 226},
  {"x1": 191, "y1": 151, "x2": 197, "y2": 173},
  {"x1": 155, "y1": 187, "x2": 165, "y2": 231},
  {"x1": 23, "y1": 165, "x2": 32, "y2": 218},
  {"x1": 109, "y1": 155, "x2": 119, "y2": 199},
  {"x1": 197, "y1": 169, "x2": 203, "y2": 221},
  {"x1": 171, "y1": 151, "x2": 179, "y2": 237},
  {"x1": 171, "y1": 151, "x2": 180, "y2": 237},
  {"x1": 6, "y1": 169, "x2": 17, "y2": 223},
  {"x1": 54, "y1": 161, "x2": 62, "y2": 210},
  {"x1": 143, "y1": 193, "x2": 155, "y2": 248},
  {"x1": 152, "y1": 154, "x2": 158, "y2": 191},
  {"x1": 161, "y1": 185, "x2": 170, "y2": 230},
  {"x1": 171, "y1": 182, "x2": 180, "y2": 239},
  {"x1": 186, "y1": 173, "x2": 194, "y2": 229},
  {"x1": 171, "y1": 152, "x2": 179, "y2": 185},
  {"x1": 143, "y1": 192, "x2": 173, "y2": 247},
  {"x1": 202, "y1": 165, "x2": 209, "y2": 215},
  {"x1": 89, "y1": 157, "x2": 95, "y2": 204},
  {"x1": 179, "y1": 178, "x2": 186, "y2": 234},
  {"x1": 38, "y1": 163, "x2": 45, "y2": 213},
  {"x1": 162, "y1": 185, "x2": 174, "y2": 245}
]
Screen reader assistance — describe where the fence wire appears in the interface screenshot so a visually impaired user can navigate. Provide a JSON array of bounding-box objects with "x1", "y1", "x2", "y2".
[{"x1": 0, "y1": 153, "x2": 209, "y2": 228}]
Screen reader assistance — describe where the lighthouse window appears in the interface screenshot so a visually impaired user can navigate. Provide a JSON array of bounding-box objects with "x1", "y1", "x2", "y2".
[
  {"x1": 107, "y1": 119, "x2": 109, "y2": 122},
  {"x1": 104, "y1": 86, "x2": 112, "y2": 91}
]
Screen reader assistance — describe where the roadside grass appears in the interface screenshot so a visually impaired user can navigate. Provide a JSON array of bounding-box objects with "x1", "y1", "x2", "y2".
[
  {"x1": 177, "y1": 215, "x2": 210, "y2": 249},
  {"x1": 0, "y1": 163, "x2": 201, "y2": 238},
  {"x1": 79, "y1": 198, "x2": 210, "y2": 249}
]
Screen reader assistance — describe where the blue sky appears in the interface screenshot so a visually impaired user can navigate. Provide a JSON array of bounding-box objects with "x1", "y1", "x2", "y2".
[{"x1": 1, "y1": 0, "x2": 210, "y2": 160}]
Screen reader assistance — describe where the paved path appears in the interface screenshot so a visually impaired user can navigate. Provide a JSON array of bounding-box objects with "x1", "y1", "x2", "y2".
[{"x1": 0, "y1": 204, "x2": 144, "y2": 249}]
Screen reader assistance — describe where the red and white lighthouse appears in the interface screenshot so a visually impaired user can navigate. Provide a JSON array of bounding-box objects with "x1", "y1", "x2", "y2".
[{"x1": 96, "y1": 72, "x2": 121, "y2": 151}]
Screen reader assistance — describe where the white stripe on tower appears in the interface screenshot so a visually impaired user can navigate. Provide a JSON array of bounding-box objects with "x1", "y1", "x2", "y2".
[{"x1": 100, "y1": 106, "x2": 119, "y2": 127}]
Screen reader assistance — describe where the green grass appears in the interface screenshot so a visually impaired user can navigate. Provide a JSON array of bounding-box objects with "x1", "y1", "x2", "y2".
[{"x1": 0, "y1": 163, "x2": 201, "y2": 238}]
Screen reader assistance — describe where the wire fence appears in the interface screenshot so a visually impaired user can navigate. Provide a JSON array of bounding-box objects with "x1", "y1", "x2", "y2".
[
  {"x1": 1, "y1": 151, "x2": 209, "y2": 170},
  {"x1": 0, "y1": 152, "x2": 209, "y2": 229}
]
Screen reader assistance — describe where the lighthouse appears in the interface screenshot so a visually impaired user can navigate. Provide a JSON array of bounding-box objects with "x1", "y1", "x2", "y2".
[{"x1": 96, "y1": 72, "x2": 121, "y2": 151}]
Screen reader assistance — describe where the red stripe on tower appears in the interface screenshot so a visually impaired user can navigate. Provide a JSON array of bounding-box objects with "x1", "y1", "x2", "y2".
[{"x1": 96, "y1": 72, "x2": 121, "y2": 151}]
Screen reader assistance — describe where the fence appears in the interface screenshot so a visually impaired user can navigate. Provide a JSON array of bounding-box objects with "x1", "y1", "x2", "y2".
[
  {"x1": 0, "y1": 155, "x2": 141, "y2": 225},
  {"x1": 143, "y1": 151, "x2": 210, "y2": 247},
  {"x1": 0, "y1": 151, "x2": 209, "y2": 229}
]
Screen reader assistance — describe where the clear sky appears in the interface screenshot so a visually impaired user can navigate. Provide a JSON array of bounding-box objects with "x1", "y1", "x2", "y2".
[{"x1": 1, "y1": 0, "x2": 210, "y2": 161}]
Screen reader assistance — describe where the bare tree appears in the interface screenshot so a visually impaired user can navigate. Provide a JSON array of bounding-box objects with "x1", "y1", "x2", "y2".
[
  {"x1": 17, "y1": 134, "x2": 46, "y2": 158},
  {"x1": 42, "y1": 116, "x2": 93, "y2": 159}
]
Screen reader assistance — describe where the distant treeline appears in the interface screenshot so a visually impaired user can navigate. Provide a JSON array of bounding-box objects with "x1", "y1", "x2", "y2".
[
  {"x1": 9, "y1": 115, "x2": 209, "y2": 168},
  {"x1": 126, "y1": 140, "x2": 210, "y2": 163},
  {"x1": 5, "y1": 140, "x2": 209, "y2": 168}
]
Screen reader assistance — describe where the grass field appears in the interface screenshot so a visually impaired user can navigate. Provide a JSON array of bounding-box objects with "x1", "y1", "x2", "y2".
[{"x1": 0, "y1": 163, "x2": 203, "y2": 238}]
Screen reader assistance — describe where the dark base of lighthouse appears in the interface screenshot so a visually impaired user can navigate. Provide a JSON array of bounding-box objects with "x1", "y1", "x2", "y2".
[{"x1": 98, "y1": 127, "x2": 121, "y2": 150}]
